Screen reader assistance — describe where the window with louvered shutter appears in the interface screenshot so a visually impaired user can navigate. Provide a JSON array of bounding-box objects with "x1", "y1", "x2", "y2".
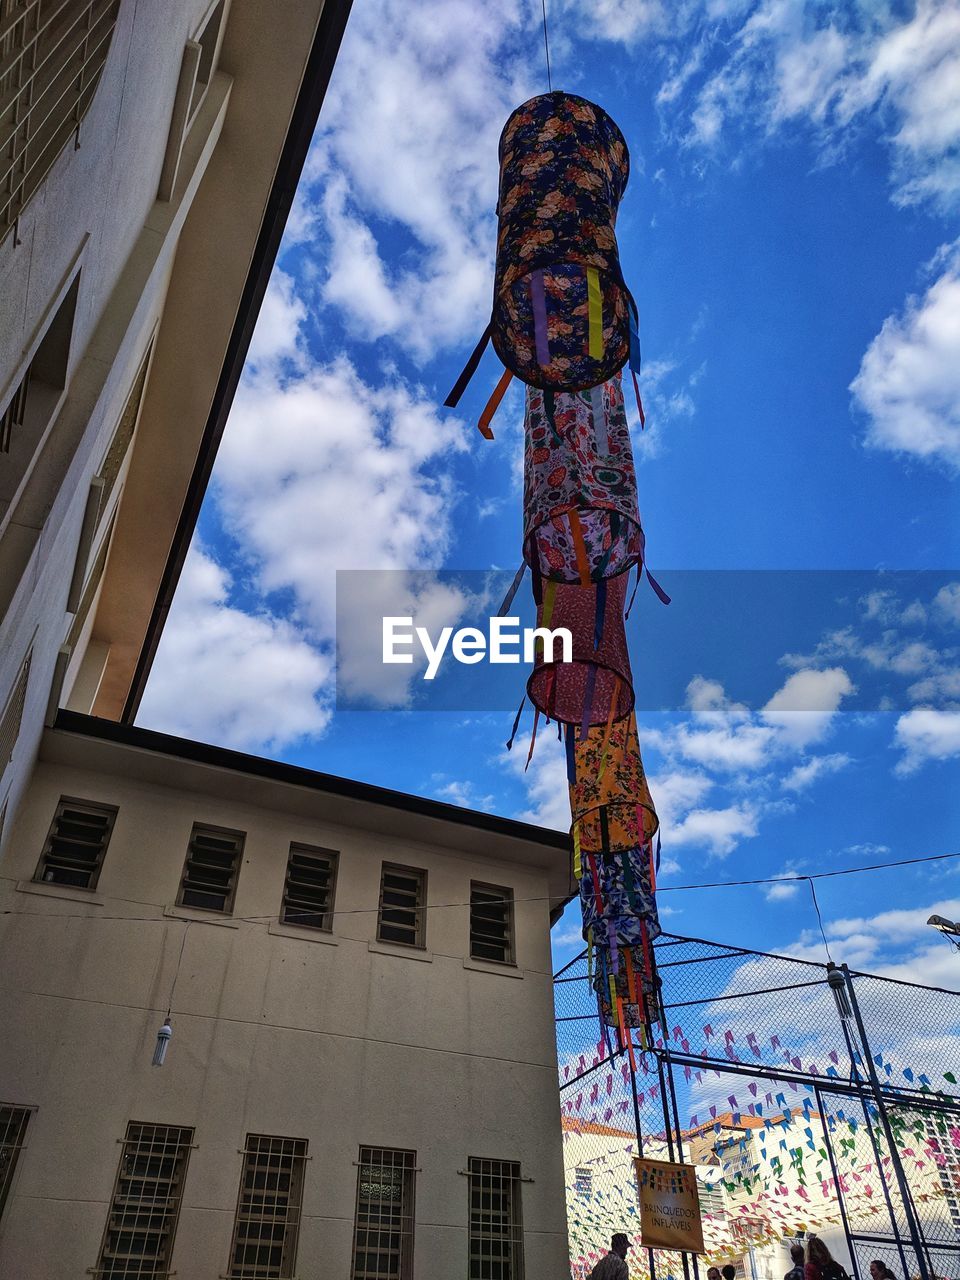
[
  {"x1": 0, "y1": 0, "x2": 121, "y2": 240},
  {"x1": 469, "y1": 883, "x2": 515, "y2": 964},
  {"x1": 227, "y1": 1134, "x2": 307, "y2": 1279},
  {"x1": 0, "y1": 1105, "x2": 31, "y2": 1223},
  {"x1": 281, "y1": 843, "x2": 337, "y2": 931},
  {"x1": 34, "y1": 795, "x2": 115, "y2": 889},
  {"x1": 467, "y1": 1158, "x2": 524, "y2": 1280},
  {"x1": 176, "y1": 823, "x2": 244, "y2": 913},
  {"x1": 92, "y1": 1122, "x2": 193, "y2": 1278},
  {"x1": 351, "y1": 1147, "x2": 416, "y2": 1280},
  {"x1": 376, "y1": 864, "x2": 426, "y2": 948}
]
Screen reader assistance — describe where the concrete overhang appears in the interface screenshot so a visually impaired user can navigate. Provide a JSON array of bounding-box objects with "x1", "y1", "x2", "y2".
[{"x1": 89, "y1": 0, "x2": 353, "y2": 721}]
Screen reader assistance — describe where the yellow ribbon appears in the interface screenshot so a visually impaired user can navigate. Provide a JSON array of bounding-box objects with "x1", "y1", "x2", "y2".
[{"x1": 587, "y1": 267, "x2": 603, "y2": 359}]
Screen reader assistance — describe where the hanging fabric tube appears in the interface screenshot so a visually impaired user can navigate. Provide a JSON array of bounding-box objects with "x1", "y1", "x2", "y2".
[
  {"x1": 569, "y1": 713, "x2": 659, "y2": 854},
  {"x1": 526, "y1": 574, "x2": 633, "y2": 726},
  {"x1": 523, "y1": 374, "x2": 645, "y2": 584},
  {"x1": 493, "y1": 92, "x2": 632, "y2": 391}
]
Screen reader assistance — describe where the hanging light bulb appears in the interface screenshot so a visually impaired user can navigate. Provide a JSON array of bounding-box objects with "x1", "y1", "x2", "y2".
[{"x1": 152, "y1": 1017, "x2": 172, "y2": 1066}]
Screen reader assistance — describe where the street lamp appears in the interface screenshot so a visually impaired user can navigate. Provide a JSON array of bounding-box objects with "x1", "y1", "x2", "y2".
[{"x1": 927, "y1": 915, "x2": 960, "y2": 951}]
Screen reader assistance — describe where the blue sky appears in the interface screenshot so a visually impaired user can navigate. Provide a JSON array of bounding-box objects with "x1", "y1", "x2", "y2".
[{"x1": 138, "y1": 0, "x2": 960, "y2": 986}]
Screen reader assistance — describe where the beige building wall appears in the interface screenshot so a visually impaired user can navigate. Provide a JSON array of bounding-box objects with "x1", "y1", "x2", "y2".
[{"x1": 0, "y1": 719, "x2": 572, "y2": 1277}]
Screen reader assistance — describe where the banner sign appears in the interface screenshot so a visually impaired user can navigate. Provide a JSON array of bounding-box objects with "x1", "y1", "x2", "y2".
[{"x1": 634, "y1": 1158, "x2": 705, "y2": 1253}]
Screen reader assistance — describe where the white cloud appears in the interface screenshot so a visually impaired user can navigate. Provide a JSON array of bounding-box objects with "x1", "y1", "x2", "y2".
[
  {"x1": 894, "y1": 704, "x2": 960, "y2": 774},
  {"x1": 781, "y1": 752, "x2": 851, "y2": 791},
  {"x1": 506, "y1": 729, "x2": 571, "y2": 832},
  {"x1": 850, "y1": 242, "x2": 960, "y2": 471},
  {"x1": 935, "y1": 582, "x2": 960, "y2": 626},
  {"x1": 216, "y1": 274, "x2": 468, "y2": 643},
  {"x1": 306, "y1": 0, "x2": 532, "y2": 361},
  {"x1": 760, "y1": 667, "x2": 854, "y2": 747},
  {"x1": 669, "y1": 803, "x2": 758, "y2": 856},
  {"x1": 140, "y1": 547, "x2": 331, "y2": 751}
]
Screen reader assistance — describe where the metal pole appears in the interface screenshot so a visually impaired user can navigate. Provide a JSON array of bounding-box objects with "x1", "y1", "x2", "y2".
[
  {"x1": 657, "y1": 974, "x2": 700, "y2": 1280},
  {"x1": 814, "y1": 1084, "x2": 858, "y2": 1274},
  {"x1": 628, "y1": 1038, "x2": 658, "y2": 1280},
  {"x1": 843, "y1": 965, "x2": 933, "y2": 1280}
]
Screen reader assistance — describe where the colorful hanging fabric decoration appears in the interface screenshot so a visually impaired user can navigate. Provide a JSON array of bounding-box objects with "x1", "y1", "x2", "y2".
[
  {"x1": 523, "y1": 375, "x2": 644, "y2": 585},
  {"x1": 493, "y1": 92, "x2": 631, "y2": 390},
  {"x1": 444, "y1": 87, "x2": 664, "y2": 1053},
  {"x1": 527, "y1": 575, "x2": 634, "y2": 727},
  {"x1": 445, "y1": 91, "x2": 642, "y2": 435},
  {"x1": 569, "y1": 713, "x2": 658, "y2": 854}
]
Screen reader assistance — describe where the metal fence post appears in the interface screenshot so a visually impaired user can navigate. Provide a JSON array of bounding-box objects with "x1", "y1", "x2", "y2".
[{"x1": 842, "y1": 964, "x2": 933, "y2": 1280}]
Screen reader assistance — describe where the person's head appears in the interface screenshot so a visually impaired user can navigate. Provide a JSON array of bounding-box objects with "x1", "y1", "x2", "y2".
[
  {"x1": 722, "y1": 1266, "x2": 737, "y2": 1280},
  {"x1": 870, "y1": 1262, "x2": 895, "y2": 1280},
  {"x1": 707, "y1": 1267, "x2": 722, "y2": 1280},
  {"x1": 611, "y1": 1234, "x2": 630, "y2": 1260},
  {"x1": 807, "y1": 1238, "x2": 834, "y2": 1269},
  {"x1": 791, "y1": 1245, "x2": 806, "y2": 1265}
]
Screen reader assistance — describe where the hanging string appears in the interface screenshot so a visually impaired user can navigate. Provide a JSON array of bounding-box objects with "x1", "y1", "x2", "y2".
[
  {"x1": 805, "y1": 876, "x2": 832, "y2": 963},
  {"x1": 540, "y1": 0, "x2": 553, "y2": 93}
]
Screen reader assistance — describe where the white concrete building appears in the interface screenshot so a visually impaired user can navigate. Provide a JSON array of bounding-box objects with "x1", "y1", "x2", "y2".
[{"x1": 0, "y1": 713, "x2": 573, "y2": 1276}]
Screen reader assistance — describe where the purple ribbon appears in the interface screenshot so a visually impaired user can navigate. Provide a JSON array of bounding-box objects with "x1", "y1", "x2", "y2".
[{"x1": 530, "y1": 270, "x2": 550, "y2": 367}]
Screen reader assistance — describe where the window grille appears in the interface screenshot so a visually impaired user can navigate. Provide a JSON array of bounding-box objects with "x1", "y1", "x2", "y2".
[
  {"x1": 351, "y1": 1147, "x2": 416, "y2": 1280},
  {"x1": 573, "y1": 1166, "x2": 592, "y2": 1198},
  {"x1": 469, "y1": 883, "x2": 514, "y2": 964},
  {"x1": 0, "y1": 1105, "x2": 30, "y2": 1222},
  {"x1": 281, "y1": 843, "x2": 337, "y2": 931},
  {"x1": 227, "y1": 1135, "x2": 307, "y2": 1279},
  {"x1": 0, "y1": 647, "x2": 31, "y2": 772},
  {"x1": 176, "y1": 823, "x2": 244, "y2": 913},
  {"x1": 0, "y1": 0, "x2": 120, "y2": 239},
  {"x1": 92, "y1": 1122, "x2": 193, "y2": 1278},
  {"x1": 0, "y1": 365, "x2": 28, "y2": 452},
  {"x1": 467, "y1": 1158, "x2": 524, "y2": 1280},
  {"x1": 376, "y1": 864, "x2": 426, "y2": 947},
  {"x1": 34, "y1": 795, "x2": 115, "y2": 889}
]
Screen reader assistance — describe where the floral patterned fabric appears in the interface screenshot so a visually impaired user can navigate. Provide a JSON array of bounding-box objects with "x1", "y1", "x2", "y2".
[
  {"x1": 523, "y1": 375, "x2": 644, "y2": 583},
  {"x1": 493, "y1": 91, "x2": 631, "y2": 390},
  {"x1": 526, "y1": 575, "x2": 633, "y2": 726},
  {"x1": 569, "y1": 712, "x2": 659, "y2": 852},
  {"x1": 579, "y1": 847, "x2": 661, "y2": 946}
]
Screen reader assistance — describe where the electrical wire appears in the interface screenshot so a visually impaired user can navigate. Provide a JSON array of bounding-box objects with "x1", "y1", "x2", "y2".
[{"x1": 0, "y1": 849, "x2": 957, "y2": 925}]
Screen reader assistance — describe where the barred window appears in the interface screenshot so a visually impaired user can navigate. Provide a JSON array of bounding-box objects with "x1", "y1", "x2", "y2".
[
  {"x1": 0, "y1": 0, "x2": 120, "y2": 239},
  {"x1": 0, "y1": 1105, "x2": 31, "y2": 1222},
  {"x1": 469, "y1": 883, "x2": 514, "y2": 964},
  {"x1": 351, "y1": 1147, "x2": 416, "y2": 1280},
  {"x1": 227, "y1": 1135, "x2": 307, "y2": 1279},
  {"x1": 176, "y1": 823, "x2": 244, "y2": 913},
  {"x1": 0, "y1": 647, "x2": 31, "y2": 774},
  {"x1": 376, "y1": 864, "x2": 426, "y2": 948},
  {"x1": 468, "y1": 1158, "x2": 524, "y2": 1280},
  {"x1": 574, "y1": 1166, "x2": 592, "y2": 1198},
  {"x1": 34, "y1": 795, "x2": 116, "y2": 889},
  {"x1": 281, "y1": 843, "x2": 337, "y2": 931},
  {"x1": 93, "y1": 1122, "x2": 193, "y2": 1278}
]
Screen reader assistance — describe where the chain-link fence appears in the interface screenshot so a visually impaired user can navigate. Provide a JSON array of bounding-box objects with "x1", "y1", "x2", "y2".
[{"x1": 555, "y1": 934, "x2": 960, "y2": 1280}]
